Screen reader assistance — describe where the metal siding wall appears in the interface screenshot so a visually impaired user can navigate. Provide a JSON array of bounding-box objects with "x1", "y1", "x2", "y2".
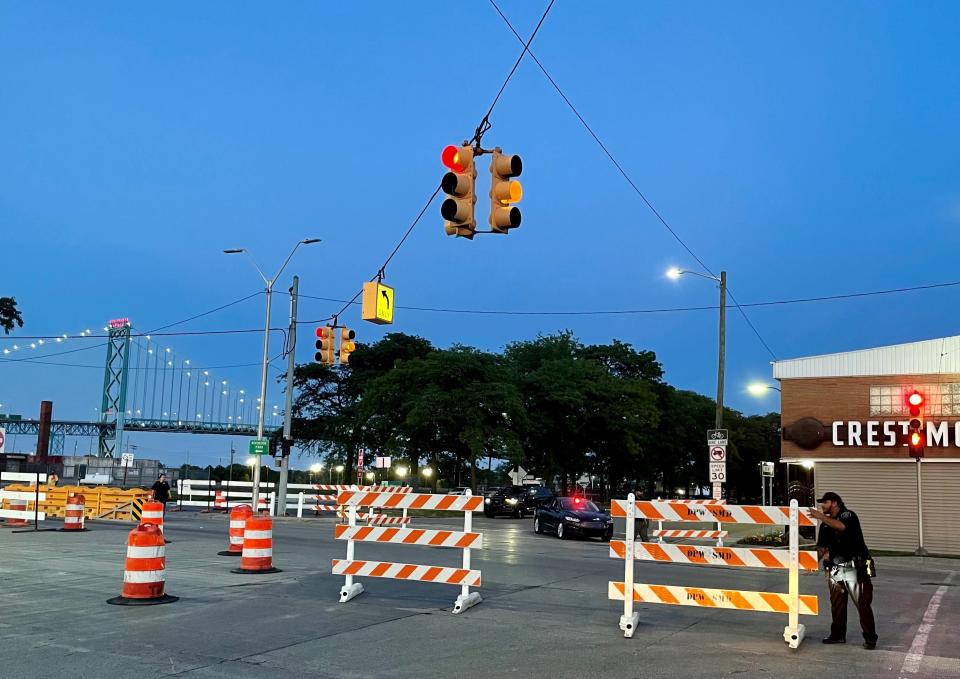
[
  {"x1": 815, "y1": 462, "x2": 919, "y2": 553},
  {"x1": 921, "y1": 463, "x2": 960, "y2": 556}
]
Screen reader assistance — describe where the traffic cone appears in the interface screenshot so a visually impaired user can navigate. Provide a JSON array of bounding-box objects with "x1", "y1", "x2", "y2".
[
  {"x1": 140, "y1": 499, "x2": 168, "y2": 543},
  {"x1": 231, "y1": 514, "x2": 281, "y2": 574},
  {"x1": 61, "y1": 493, "x2": 88, "y2": 532},
  {"x1": 214, "y1": 490, "x2": 227, "y2": 510},
  {"x1": 256, "y1": 495, "x2": 268, "y2": 513},
  {"x1": 107, "y1": 523, "x2": 178, "y2": 605},
  {"x1": 218, "y1": 504, "x2": 253, "y2": 556}
]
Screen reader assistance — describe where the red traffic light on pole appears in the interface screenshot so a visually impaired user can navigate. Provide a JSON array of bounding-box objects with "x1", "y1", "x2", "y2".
[
  {"x1": 906, "y1": 389, "x2": 924, "y2": 458},
  {"x1": 315, "y1": 326, "x2": 336, "y2": 366},
  {"x1": 441, "y1": 144, "x2": 477, "y2": 239}
]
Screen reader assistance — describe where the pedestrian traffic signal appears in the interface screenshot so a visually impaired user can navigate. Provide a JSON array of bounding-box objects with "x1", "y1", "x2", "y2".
[
  {"x1": 906, "y1": 389, "x2": 924, "y2": 458},
  {"x1": 488, "y1": 148, "x2": 522, "y2": 234},
  {"x1": 339, "y1": 328, "x2": 356, "y2": 365},
  {"x1": 441, "y1": 144, "x2": 477, "y2": 239},
  {"x1": 315, "y1": 326, "x2": 336, "y2": 366}
]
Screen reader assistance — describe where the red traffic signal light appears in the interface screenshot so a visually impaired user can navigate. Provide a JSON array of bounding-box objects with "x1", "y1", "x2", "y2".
[
  {"x1": 315, "y1": 326, "x2": 336, "y2": 365},
  {"x1": 441, "y1": 145, "x2": 465, "y2": 172},
  {"x1": 906, "y1": 389, "x2": 925, "y2": 458}
]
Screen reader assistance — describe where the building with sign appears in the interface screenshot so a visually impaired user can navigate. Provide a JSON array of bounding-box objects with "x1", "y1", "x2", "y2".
[{"x1": 774, "y1": 335, "x2": 960, "y2": 556}]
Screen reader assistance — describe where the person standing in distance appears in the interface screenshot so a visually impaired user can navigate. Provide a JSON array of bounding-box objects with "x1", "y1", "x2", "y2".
[
  {"x1": 151, "y1": 473, "x2": 171, "y2": 515},
  {"x1": 810, "y1": 491, "x2": 878, "y2": 649}
]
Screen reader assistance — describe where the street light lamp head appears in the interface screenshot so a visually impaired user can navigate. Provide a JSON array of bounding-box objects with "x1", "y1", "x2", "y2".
[
  {"x1": 747, "y1": 383, "x2": 769, "y2": 396},
  {"x1": 301, "y1": 238, "x2": 322, "y2": 245},
  {"x1": 666, "y1": 267, "x2": 683, "y2": 280},
  {"x1": 223, "y1": 248, "x2": 244, "y2": 254},
  {"x1": 421, "y1": 467, "x2": 433, "y2": 478},
  {"x1": 396, "y1": 466, "x2": 408, "y2": 478},
  {"x1": 246, "y1": 456, "x2": 256, "y2": 466},
  {"x1": 335, "y1": 464, "x2": 344, "y2": 473},
  {"x1": 310, "y1": 463, "x2": 322, "y2": 473},
  {"x1": 365, "y1": 471, "x2": 375, "y2": 481}
]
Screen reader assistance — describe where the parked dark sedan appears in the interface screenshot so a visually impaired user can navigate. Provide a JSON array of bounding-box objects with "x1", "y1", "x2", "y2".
[
  {"x1": 534, "y1": 496, "x2": 614, "y2": 541},
  {"x1": 483, "y1": 485, "x2": 554, "y2": 518}
]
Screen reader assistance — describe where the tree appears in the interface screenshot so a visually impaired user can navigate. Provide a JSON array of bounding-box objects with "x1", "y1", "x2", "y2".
[{"x1": 1, "y1": 297, "x2": 23, "y2": 334}]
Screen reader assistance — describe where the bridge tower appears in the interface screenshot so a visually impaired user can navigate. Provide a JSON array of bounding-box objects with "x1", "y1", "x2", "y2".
[{"x1": 98, "y1": 318, "x2": 132, "y2": 458}]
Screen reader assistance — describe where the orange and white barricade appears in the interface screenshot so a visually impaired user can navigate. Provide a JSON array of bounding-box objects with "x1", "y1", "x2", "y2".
[
  {"x1": 1, "y1": 471, "x2": 48, "y2": 527},
  {"x1": 655, "y1": 498, "x2": 727, "y2": 546},
  {"x1": 214, "y1": 491, "x2": 227, "y2": 510},
  {"x1": 62, "y1": 493, "x2": 87, "y2": 532},
  {"x1": 609, "y1": 495, "x2": 819, "y2": 648},
  {"x1": 311, "y1": 484, "x2": 413, "y2": 524},
  {"x1": 333, "y1": 489, "x2": 483, "y2": 613},
  {"x1": 107, "y1": 523, "x2": 178, "y2": 605}
]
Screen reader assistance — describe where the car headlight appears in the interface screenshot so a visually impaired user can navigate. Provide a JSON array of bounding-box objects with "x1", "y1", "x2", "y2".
[
  {"x1": 484, "y1": 498, "x2": 491, "y2": 504},
  {"x1": 505, "y1": 498, "x2": 518, "y2": 505},
  {"x1": 564, "y1": 516, "x2": 580, "y2": 523}
]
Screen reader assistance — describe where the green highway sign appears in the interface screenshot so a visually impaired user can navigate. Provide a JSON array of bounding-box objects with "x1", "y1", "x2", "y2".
[{"x1": 249, "y1": 439, "x2": 269, "y2": 456}]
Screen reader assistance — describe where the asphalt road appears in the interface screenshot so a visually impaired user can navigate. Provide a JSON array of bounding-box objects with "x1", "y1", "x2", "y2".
[{"x1": 0, "y1": 511, "x2": 957, "y2": 679}]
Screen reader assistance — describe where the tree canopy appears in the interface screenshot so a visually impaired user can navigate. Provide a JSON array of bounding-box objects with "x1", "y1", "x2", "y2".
[
  {"x1": 288, "y1": 331, "x2": 779, "y2": 501},
  {"x1": 1, "y1": 297, "x2": 23, "y2": 335}
]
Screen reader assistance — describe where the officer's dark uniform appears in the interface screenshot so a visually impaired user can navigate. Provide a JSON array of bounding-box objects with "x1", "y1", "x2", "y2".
[{"x1": 817, "y1": 499, "x2": 877, "y2": 647}]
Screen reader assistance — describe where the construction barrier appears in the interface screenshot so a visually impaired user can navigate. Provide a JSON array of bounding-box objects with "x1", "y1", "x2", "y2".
[
  {"x1": 609, "y1": 495, "x2": 818, "y2": 648},
  {"x1": 656, "y1": 498, "x2": 727, "y2": 546},
  {"x1": 1, "y1": 472, "x2": 48, "y2": 526},
  {"x1": 107, "y1": 523, "x2": 178, "y2": 606},
  {"x1": 293, "y1": 485, "x2": 414, "y2": 526},
  {"x1": 219, "y1": 504, "x2": 253, "y2": 556},
  {"x1": 231, "y1": 514, "x2": 281, "y2": 574},
  {"x1": 2, "y1": 478, "x2": 150, "y2": 523},
  {"x1": 177, "y1": 479, "x2": 276, "y2": 514},
  {"x1": 62, "y1": 493, "x2": 87, "y2": 532},
  {"x1": 333, "y1": 489, "x2": 483, "y2": 613}
]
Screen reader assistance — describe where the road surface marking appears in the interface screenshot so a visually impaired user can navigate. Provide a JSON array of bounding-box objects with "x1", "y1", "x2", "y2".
[{"x1": 899, "y1": 571, "x2": 955, "y2": 676}]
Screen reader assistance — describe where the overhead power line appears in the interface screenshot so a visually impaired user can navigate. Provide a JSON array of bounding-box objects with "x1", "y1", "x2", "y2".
[
  {"x1": 488, "y1": 0, "x2": 778, "y2": 358},
  {"x1": 298, "y1": 279, "x2": 960, "y2": 317}
]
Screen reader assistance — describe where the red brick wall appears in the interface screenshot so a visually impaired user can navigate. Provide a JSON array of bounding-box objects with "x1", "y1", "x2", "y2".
[{"x1": 780, "y1": 374, "x2": 960, "y2": 460}]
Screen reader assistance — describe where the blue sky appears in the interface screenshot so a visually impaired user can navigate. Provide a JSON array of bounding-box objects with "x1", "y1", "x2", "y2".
[{"x1": 2, "y1": 2, "x2": 959, "y2": 468}]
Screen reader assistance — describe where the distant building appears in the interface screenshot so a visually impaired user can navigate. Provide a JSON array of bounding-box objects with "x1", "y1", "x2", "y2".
[{"x1": 775, "y1": 335, "x2": 960, "y2": 556}]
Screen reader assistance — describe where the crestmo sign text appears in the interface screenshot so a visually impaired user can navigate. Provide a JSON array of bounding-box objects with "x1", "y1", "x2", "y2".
[{"x1": 832, "y1": 420, "x2": 960, "y2": 447}]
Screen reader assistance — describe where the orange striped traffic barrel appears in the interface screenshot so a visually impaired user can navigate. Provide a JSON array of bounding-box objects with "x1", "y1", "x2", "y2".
[
  {"x1": 62, "y1": 493, "x2": 87, "y2": 532},
  {"x1": 140, "y1": 499, "x2": 167, "y2": 542},
  {"x1": 4, "y1": 497, "x2": 30, "y2": 527},
  {"x1": 218, "y1": 504, "x2": 253, "y2": 556},
  {"x1": 231, "y1": 514, "x2": 281, "y2": 574},
  {"x1": 214, "y1": 491, "x2": 226, "y2": 510},
  {"x1": 106, "y1": 523, "x2": 178, "y2": 605}
]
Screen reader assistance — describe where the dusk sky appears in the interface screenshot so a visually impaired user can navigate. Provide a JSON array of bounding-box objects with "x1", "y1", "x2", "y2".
[{"x1": 2, "y1": 1, "x2": 959, "y2": 468}]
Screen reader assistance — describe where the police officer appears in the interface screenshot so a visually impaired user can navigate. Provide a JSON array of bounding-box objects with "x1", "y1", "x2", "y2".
[{"x1": 810, "y1": 491, "x2": 878, "y2": 649}]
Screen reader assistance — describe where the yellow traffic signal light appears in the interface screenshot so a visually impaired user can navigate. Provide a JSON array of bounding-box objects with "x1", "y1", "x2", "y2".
[
  {"x1": 441, "y1": 144, "x2": 477, "y2": 239},
  {"x1": 339, "y1": 327, "x2": 356, "y2": 365},
  {"x1": 489, "y1": 148, "x2": 522, "y2": 234},
  {"x1": 315, "y1": 326, "x2": 336, "y2": 366}
]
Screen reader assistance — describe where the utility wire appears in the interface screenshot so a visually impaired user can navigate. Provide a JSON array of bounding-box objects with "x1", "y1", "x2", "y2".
[
  {"x1": 325, "y1": 1, "x2": 555, "y2": 325},
  {"x1": 298, "y1": 279, "x2": 960, "y2": 317},
  {"x1": 146, "y1": 291, "x2": 262, "y2": 333},
  {"x1": 489, "y1": 0, "x2": 778, "y2": 358}
]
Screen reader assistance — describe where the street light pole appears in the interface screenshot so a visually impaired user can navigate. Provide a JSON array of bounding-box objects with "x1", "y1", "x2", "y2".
[
  {"x1": 667, "y1": 267, "x2": 727, "y2": 428},
  {"x1": 224, "y1": 238, "x2": 320, "y2": 509},
  {"x1": 716, "y1": 270, "x2": 726, "y2": 430}
]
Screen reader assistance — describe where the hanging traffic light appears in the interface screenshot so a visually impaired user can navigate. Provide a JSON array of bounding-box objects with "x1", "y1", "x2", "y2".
[
  {"x1": 906, "y1": 389, "x2": 924, "y2": 458},
  {"x1": 339, "y1": 327, "x2": 356, "y2": 365},
  {"x1": 489, "y1": 148, "x2": 522, "y2": 234},
  {"x1": 315, "y1": 326, "x2": 336, "y2": 366},
  {"x1": 441, "y1": 144, "x2": 477, "y2": 239}
]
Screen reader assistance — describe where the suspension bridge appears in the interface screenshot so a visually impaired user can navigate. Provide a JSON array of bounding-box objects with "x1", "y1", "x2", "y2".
[{"x1": 2, "y1": 317, "x2": 282, "y2": 457}]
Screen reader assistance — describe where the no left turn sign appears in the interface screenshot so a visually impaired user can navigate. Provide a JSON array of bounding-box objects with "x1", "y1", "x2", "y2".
[{"x1": 709, "y1": 445, "x2": 726, "y2": 462}]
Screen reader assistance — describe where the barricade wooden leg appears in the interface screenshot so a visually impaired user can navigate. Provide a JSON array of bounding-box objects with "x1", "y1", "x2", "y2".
[
  {"x1": 339, "y1": 503, "x2": 364, "y2": 602},
  {"x1": 454, "y1": 490, "x2": 482, "y2": 614},
  {"x1": 783, "y1": 499, "x2": 806, "y2": 648},
  {"x1": 619, "y1": 493, "x2": 639, "y2": 637}
]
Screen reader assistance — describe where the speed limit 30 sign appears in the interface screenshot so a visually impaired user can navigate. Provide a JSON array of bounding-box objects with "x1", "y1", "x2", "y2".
[{"x1": 709, "y1": 461, "x2": 726, "y2": 483}]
